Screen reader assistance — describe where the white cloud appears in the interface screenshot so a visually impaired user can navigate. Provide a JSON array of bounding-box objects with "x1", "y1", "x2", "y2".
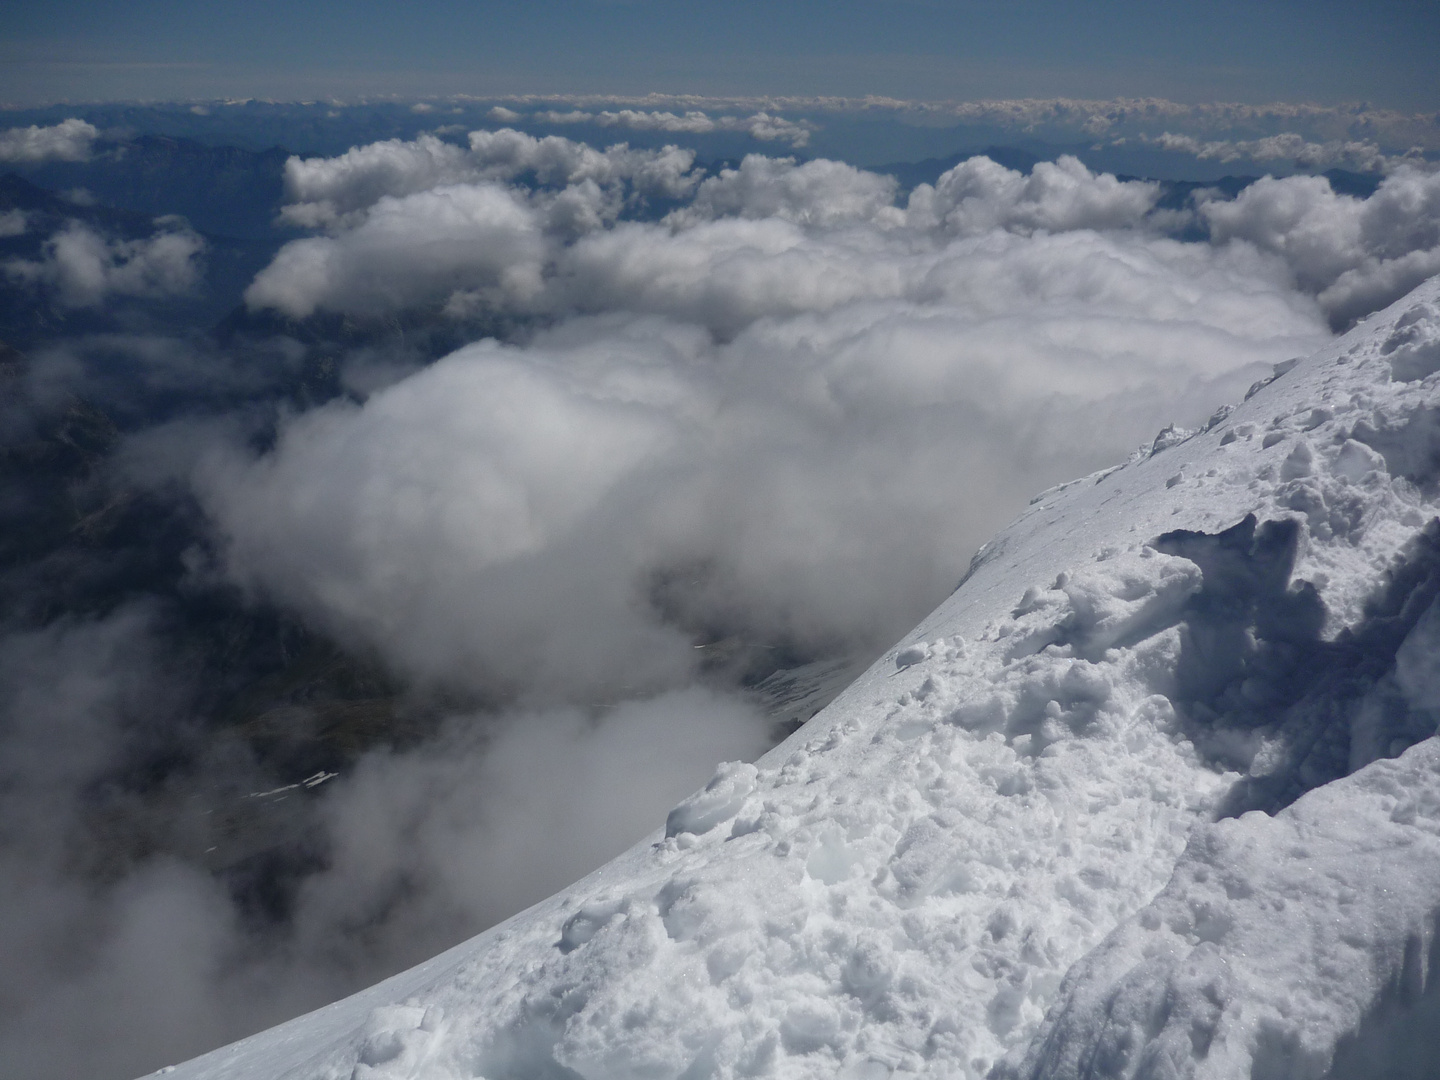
[
  {"x1": 4, "y1": 218, "x2": 205, "y2": 308},
  {"x1": 277, "y1": 129, "x2": 700, "y2": 230},
  {"x1": 534, "y1": 108, "x2": 816, "y2": 148},
  {"x1": 485, "y1": 95, "x2": 1440, "y2": 154},
  {"x1": 220, "y1": 137, "x2": 1440, "y2": 718},
  {"x1": 464, "y1": 128, "x2": 700, "y2": 197},
  {"x1": 0, "y1": 210, "x2": 27, "y2": 237},
  {"x1": 1202, "y1": 167, "x2": 1440, "y2": 326},
  {"x1": 906, "y1": 154, "x2": 1160, "y2": 235},
  {"x1": 670, "y1": 154, "x2": 900, "y2": 228},
  {"x1": 248, "y1": 183, "x2": 547, "y2": 318},
  {"x1": 251, "y1": 152, "x2": 1178, "y2": 327},
  {"x1": 195, "y1": 336, "x2": 695, "y2": 696},
  {"x1": 212, "y1": 150, "x2": 1327, "y2": 701},
  {"x1": 277, "y1": 133, "x2": 474, "y2": 229},
  {"x1": 0, "y1": 118, "x2": 98, "y2": 164},
  {"x1": 1144, "y1": 131, "x2": 1429, "y2": 174}
]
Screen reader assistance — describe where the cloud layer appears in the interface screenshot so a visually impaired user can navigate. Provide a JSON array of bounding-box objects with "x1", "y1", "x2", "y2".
[
  {"x1": 480, "y1": 94, "x2": 1440, "y2": 153},
  {"x1": 528, "y1": 108, "x2": 815, "y2": 148},
  {"x1": 217, "y1": 139, "x2": 1345, "y2": 708}
]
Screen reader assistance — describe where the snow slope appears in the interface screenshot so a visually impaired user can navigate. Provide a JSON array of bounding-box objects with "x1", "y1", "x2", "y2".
[{"x1": 156, "y1": 275, "x2": 1440, "y2": 1080}]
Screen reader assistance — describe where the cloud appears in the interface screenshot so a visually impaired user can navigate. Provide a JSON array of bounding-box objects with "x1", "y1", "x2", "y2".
[
  {"x1": 533, "y1": 108, "x2": 816, "y2": 148},
  {"x1": 4, "y1": 218, "x2": 205, "y2": 308},
  {"x1": 0, "y1": 210, "x2": 26, "y2": 237},
  {"x1": 0, "y1": 600, "x2": 769, "y2": 1079},
  {"x1": 222, "y1": 146, "x2": 1440, "y2": 704},
  {"x1": 1201, "y1": 167, "x2": 1440, "y2": 327},
  {"x1": 275, "y1": 133, "x2": 476, "y2": 229},
  {"x1": 211, "y1": 159, "x2": 1326, "y2": 702},
  {"x1": 254, "y1": 139, "x2": 1440, "y2": 329},
  {"x1": 216, "y1": 150, "x2": 1336, "y2": 702},
  {"x1": 0, "y1": 118, "x2": 98, "y2": 164},
  {"x1": 192, "y1": 337, "x2": 697, "y2": 698},
  {"x1": 291, "y1": 688, "x2": 771, "y2": 966},
  {"x1": 670, "y1": 154, "x2": 900, "y2": 228},
  {"x1": 906, "y1": 154, "x2": 1160, "y2": 235},
  {"x1": 0, "y1": 607, "x2": 269, "y2": 1080},
  {"x1": 488, "y1": 94, "x2": 1440, "y2": 153},
  {"x1": 1143, "y1": 131, "x2": 1430, "y2": 174},
  {"x1": 249, "y1": 183, "x2": 548, "y2": 318},
  {"x1": 246, "y1": 152, "x2": 1169, "y2": 328},
  {"x1": 276, "y1": 129, "x2": 699, "y2": 230}
]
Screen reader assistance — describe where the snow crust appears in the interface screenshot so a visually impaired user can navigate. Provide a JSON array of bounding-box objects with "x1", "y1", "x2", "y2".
[{"x1": 156, "y1": 276, "x2": 1440, "y2": 1080}]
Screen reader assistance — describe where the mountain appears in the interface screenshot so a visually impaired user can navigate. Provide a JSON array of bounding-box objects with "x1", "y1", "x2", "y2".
[
  {"x1": 151, "y1": 273, "x2": 1440, "y2": 1079},
  {"x1": 12, "y1": 134, "x2": 291, "y2": 241},
  {"x1": 0, "y1": 172, "x2": 286, "y2": 347}
]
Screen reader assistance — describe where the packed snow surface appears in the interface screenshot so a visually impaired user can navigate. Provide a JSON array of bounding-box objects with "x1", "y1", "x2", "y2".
[{"x1": 159, "y1": 276, "x2": 1440, "y2": 1079}]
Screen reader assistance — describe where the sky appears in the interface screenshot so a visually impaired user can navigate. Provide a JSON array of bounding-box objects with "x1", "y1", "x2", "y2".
[{"x1": 3, "y1": 0, "x2": 1440, "y2": 106}]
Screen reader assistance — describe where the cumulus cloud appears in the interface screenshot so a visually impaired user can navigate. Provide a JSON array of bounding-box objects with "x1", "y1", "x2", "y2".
[
  {"x1": 249, "y1": 183, "x2": 547, "y2": 318},
  {"x1": 219, "y1": 151, "x2": 1344, "y2": 706},
  {"x1": 211, "y1": 150, "x2": 1327, "y2": 701},
  {"x1": 1201, "y1": 167, "x2": 1440, "y2": 327},
  {"x1": 4, "y1": 218, "x2": 204, "y2": 308},
  {"x1": 225, "y1": 148, "x2": 1440, "y2": 700},
  {"x1": 276, "y1": 129, "x2": 699, "y2": 230},
  {"x1": 255, "y1": 130, "x2": 708, "y2": 315},
  {"x1": 0, "y1": 118, "x2": 98, "y2": 164},
  {"x1": 533, "y1": 108, "x2": 816, "y2": 148},
  {"x1": 248, "y1": 152, "x2": 1173, "y2": 327},
  {"x1": 905, "y1": 154, "x2": 1160, "y2": 235},
  {"x1": 670, "y1": 154, "x2": 900, "y2": 228}
]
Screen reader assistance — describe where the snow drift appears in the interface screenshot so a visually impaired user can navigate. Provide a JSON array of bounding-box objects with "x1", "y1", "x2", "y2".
[{"x1": 150, "y1": 270, "x2": 1440, "y2": 1079}]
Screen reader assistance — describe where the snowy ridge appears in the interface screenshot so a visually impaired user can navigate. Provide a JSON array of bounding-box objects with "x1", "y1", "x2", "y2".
[{"x1": 159, "y1": 275, "x2": 1440, "y2": 1080}]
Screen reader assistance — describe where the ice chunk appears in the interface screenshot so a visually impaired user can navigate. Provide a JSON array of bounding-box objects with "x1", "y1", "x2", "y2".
[
  {"x1": 664, "y1": 760, "x2": 758, "y2": 837},
  {"x1": 1279, "y1": 438, "x2": 1314, "y2": 480},
  {"x1": 1056, "y1": 552, "x2": 1201, "y2": 659},
  {"x1": 1333, "y1": 438, "x2": 1387, "y2": 483},
  {"x1": 895, "y1": 642, "x2": 930, "y2": 668},
  {"x1": 1382, "y1": 302, "x2": 1440, "y2": 382}
]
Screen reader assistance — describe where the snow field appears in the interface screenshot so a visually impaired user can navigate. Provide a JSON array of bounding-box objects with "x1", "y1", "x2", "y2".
[
  {"x1": 1002, "y1": 737, "x2": 1440, "y2": 1080},
  {"x1": 162, "y1": 278, "x2": 1440, "y2": 1080}
]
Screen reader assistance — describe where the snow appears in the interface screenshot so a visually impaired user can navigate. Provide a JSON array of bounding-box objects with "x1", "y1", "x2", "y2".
[{"x1": 155, "y1": 275, "x2": 1440, "y2": 1079}]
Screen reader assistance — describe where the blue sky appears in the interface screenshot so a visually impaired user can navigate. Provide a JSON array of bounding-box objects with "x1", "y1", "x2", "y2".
[{"x1": 2, "y1": 0, "x2": 1438, "y2": 106}]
